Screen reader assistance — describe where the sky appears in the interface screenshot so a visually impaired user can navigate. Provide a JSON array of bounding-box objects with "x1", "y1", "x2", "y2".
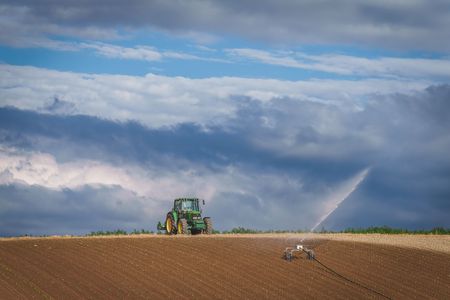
[{"x1": 1, "y1": 0, "x2": 450, "y2": 236}]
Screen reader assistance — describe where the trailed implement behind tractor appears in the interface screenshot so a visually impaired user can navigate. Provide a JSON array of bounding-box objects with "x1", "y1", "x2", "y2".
[{"x1": 157, "y1": 198, "x2": 213, "y2": 235}]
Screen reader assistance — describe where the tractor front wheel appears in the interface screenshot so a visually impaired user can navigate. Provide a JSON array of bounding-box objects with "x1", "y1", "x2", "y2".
[
  {"x1": 203, "y1": 217, "x2": 213, "y2": 234},
  {"x1": 165, "y1": 213, "x2": 176, "y2": 235},
  {"x1": 177, "y1": 218, "x2": 188, "y2": 235}
]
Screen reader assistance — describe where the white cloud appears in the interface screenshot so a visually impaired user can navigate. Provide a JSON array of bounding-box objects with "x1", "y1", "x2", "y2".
[
  {"x1": 192, "y1": 44, "x2": 217, "y2": 52},
  {"x1": 0, "y1": 146, "x2": 296, "y2": 206},
  {"x1": 0, "y1": 64, "x2": 430, "y2": 128},
  {"x1": 0, "y1": 146, "x2": 217, "y2": 201},
  {"x1": 0, "y1": 33, "x2": 228, "y2": 64},
  {"x1": 227, "y1": 48, "x2": 351, "y2": 75},
  {"x1": 79, "y1": 42, "x2": 225, "y2": 63},
  {"x1": 81, "y1": 43, "x2": 162, "y2": 61},
  {"x1": 227, "y1": 48, "x2": 450, "y2": 80},
  {"x1": 0, "y1": 146, "x2": 323, "y2": 229}
]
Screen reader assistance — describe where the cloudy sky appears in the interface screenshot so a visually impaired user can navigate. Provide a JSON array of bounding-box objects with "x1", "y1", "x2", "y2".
[{"x1": 1, "y1": 1, "x2": 450, "y2": 236}]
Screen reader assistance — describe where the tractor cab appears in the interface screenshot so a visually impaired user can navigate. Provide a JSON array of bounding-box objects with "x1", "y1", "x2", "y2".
[
  {"x1": 157, "y1": 197, "x2": 212, "y2": 235},
  {"x1": 174, "y1": 198, "x2": 200, "y2": 212}
]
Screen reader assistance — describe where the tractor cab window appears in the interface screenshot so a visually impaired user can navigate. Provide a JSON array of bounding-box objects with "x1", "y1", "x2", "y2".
[
  {"x1": 180, "y1": 199, "x2": 199, "y2": 211},
  {"x1": 174, "y1": 200, "x2": 181, "y2": 210}
]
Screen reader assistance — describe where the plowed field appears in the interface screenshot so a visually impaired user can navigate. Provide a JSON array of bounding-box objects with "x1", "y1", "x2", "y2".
[{"x1": 0, "y1": 235, "x2": 449, "y2": 299}]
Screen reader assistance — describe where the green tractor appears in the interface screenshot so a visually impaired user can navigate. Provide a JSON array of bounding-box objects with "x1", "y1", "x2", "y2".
[{"x1": 157, "y1": 198, "x2": 213, "y2": 235}]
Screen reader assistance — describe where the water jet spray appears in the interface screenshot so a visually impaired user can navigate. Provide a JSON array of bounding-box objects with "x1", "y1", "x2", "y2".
[
  {"x1": 281, "y1": 168, "x2": 391, "y2": 299},
  {"x1": 283, "y1": 167, "x2": 370, "y2": 261}
]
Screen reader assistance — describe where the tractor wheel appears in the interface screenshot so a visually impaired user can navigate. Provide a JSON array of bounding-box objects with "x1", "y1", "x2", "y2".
[
  {"x1": 165, "y1": 213, "x2": 176, "y2": 235},
  {"x1": 203, "y1": 217, "x2": 213, "y2": 234},
  {"x1": 177, "y1": 218, "x2": 188, "y2": 235}
]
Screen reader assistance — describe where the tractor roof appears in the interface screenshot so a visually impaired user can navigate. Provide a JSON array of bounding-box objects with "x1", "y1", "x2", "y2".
[{"x1": 174, "y1": 198, "x2": 199, "y2": 201}]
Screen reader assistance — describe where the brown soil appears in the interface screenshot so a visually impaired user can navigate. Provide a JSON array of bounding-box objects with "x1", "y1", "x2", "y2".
[{"x1": 0, "y1": 236, "x2": 449, "y2": 299}]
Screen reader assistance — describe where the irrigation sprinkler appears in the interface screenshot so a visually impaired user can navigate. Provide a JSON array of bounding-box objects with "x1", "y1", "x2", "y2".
[
  {"x1": 283, "y1": 244, "x2": 315, "y2": 261},
  {"x1": 284, "y1": 167, "x2": 371, "y2": 262}
]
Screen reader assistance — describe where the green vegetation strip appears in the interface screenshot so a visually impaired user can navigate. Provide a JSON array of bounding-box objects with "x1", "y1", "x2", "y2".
[
  {"x1": 7, "y1": 226, "x2": 450, "y2": 238},
  {"x1": 220, "y1": 226, "x2": 450, "y2": 235}
]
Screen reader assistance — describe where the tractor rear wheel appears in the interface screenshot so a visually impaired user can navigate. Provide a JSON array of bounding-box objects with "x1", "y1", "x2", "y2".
[
  {"x1": 203, "y1": 217, "x2": 213, "y2": 234},
  {"x1": 177, "y1": 218, "x2": 188, "y2": 235},
  {"x1": 165, "y1": 213, "x2": 176, "y2": 235}
]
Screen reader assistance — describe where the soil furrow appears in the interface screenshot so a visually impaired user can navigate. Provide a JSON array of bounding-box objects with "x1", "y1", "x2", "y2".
[{"x1": 0, "y1": 235, "x2": 449, "y2": 299}]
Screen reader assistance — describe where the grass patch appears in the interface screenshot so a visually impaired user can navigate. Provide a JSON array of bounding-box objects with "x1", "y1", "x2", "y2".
[
  {"x1": 218, "y1": 226, "x2": 450, "y2": 234},
  {"x1": 221, "y1": 227, "x2": 308, "y2": 234},
  {"x1": 11, "y1": 226, "x2": 450, "y2": 238},
  {"x1": 341, "y1": 226, "x2": 450, "y2": 235}
]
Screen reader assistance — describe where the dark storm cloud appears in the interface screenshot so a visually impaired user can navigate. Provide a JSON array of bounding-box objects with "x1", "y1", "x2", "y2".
[
  {"x1": 2, "y1": 85, "x2": 450, "y2": 182},
  {"x1": 0, "y1": 106, "x2": 258, "y2": 170},
  {"x1": 320, "y1": 85, "x2": 450, "y2": 229},
  {"x1": 327, "y1": 166, "x2": 450, "y2": 230},
  {"x1": 2, "y1": 0, "x2": 450, "y2": 51},
  {"x1": 182, "y1": 82, "x2": 450, "y2": 230},
  {"x1": 0, "y1": 183, "x2": 151, "y2": 236},
  {"x1": 1, "y1": 84, "x2": 450, "y2": 235},
  {"x1": 0, "y1": 101, "x2": 365, "y2": 182}
]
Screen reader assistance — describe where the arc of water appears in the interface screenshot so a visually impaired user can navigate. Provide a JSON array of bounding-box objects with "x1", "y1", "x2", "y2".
[{"x1": 300, "y1": 167, "x2": 370, "y2": 243}]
